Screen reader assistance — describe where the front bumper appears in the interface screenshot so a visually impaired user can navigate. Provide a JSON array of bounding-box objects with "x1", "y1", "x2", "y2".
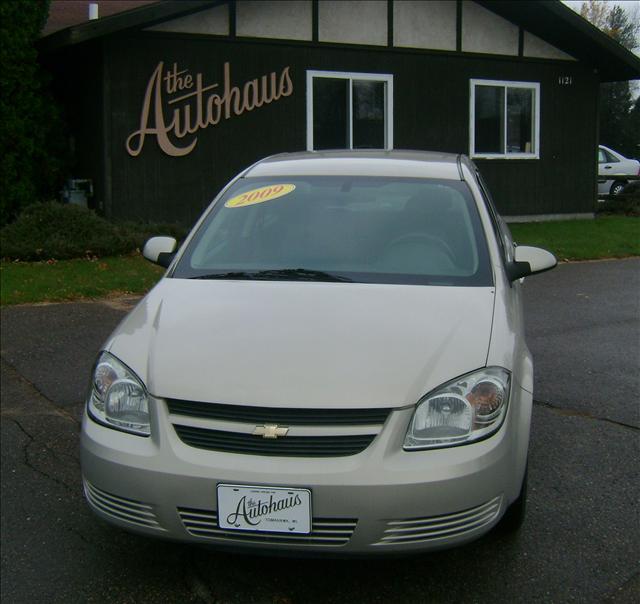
[{"x1": 80, "y1": 386, "x2": 531, "y2": 554}]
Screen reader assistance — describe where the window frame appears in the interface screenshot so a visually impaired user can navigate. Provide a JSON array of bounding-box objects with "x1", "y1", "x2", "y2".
[
  {"x1": 469, "y1": 79, "x2": 540, "y2": 160},
  {"x1": 306, "y1": 70, "x2": 394, "y2": 151}
]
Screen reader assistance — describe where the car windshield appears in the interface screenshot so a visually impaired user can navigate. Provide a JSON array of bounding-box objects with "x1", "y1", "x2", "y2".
[{"x1": 172, "y1": 176, "x2": 493, "y2": 286}]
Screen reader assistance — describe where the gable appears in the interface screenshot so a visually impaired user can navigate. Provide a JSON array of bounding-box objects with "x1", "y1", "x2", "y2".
[
  {"x1": 144, "y1": 0, "x2": 577, "y2": 62},
  {"x1": 40, "y1": 0, "x2": 638, "y2": 81},
  {"x1": 393, "y1": 1, "x2": 457, "y2": 51},
  {"x1": 237, "y1": 0, "x2": 312, "y2": 41},
  {"x1": 524, "y1": 31, "x2": 575, "y2": 61},
  {"x1": 462, "y1": 0, "x2": 518, "y2": 56},
  {"x1": 318, "y1": 0, "x2": 387, "y2": 46},
  {"x1": 147, "y1": 2, "x2": 229, "y2": 35}
]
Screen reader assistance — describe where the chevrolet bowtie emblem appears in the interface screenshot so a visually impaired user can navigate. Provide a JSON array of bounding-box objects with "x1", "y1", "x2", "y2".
[{"x1": 253, "y1": 424, "x2": 289, "y2": 439}]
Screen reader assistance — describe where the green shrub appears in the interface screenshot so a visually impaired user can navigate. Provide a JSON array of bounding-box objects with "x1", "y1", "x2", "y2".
[
  {"x1": 116, "y1": 221, "x2": 190, "y2": 252},
  {"x1": 597, "y1": 184, "x2": 640, "y2": 216},
  {"x1": 1, "y1": 202, "x2": 124, "y2": 260},
  {"x1": 0, "y1": 202, "x2": 190, "y2": 260}
]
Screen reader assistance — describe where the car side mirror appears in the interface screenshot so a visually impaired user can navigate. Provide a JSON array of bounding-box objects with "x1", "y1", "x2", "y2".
[
  {"x1": 143, "y1": 236, "x2": 177, "y2": 268},
  {"x1": 506, "y1": 245, "x2": 557, "y2": 281}
]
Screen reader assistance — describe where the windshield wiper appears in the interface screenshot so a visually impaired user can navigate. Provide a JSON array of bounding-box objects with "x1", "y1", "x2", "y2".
[
  {"x1": 190, "y1": 271, "x2": 255, "y2": 280},
  {"x1": 253, "y1": 268, "x2": 353, "y2": 282},
  {"x1": 190, "y1": 268, "x2": 352, "y2": 282}
]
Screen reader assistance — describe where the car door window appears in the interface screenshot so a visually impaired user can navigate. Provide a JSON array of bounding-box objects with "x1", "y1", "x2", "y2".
[{"x1": 598, "y1": 149, "x2": 607, "y2": 163}]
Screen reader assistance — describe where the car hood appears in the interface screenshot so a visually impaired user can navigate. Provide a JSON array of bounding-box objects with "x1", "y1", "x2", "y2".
[{"x1": 107, "y1": 279, "x2": 495, "y2": 409}]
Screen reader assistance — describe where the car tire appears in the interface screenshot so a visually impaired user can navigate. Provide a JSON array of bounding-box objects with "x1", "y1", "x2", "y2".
[
  {"x1": 497, "y1": 464, "x2": 528, "y2": 534},
  {"x1": 610, "y1": 181, "x2": 626, "y2": 196}
]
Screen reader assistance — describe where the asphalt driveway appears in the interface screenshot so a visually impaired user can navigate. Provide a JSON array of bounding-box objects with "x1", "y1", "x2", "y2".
[{"x1": 1, "y1": 258, "x2": 638, "y2": 603}]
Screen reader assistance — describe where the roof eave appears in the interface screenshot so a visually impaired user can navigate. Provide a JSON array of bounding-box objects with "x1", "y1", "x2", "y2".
[
  {"x1": 543, "y1": 0, "x2": 640, "y2": 82},
  {"x1": 38, "y1": 0, "x2": 219, "y2": 53},
  {"x1": 479, "y1": 0, "x2": 640, "y2": 82}
]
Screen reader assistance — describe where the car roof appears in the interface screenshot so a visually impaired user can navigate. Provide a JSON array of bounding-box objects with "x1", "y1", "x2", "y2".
[{"x1": 244, "y1": 150, "x2": 464, "y2": 180}]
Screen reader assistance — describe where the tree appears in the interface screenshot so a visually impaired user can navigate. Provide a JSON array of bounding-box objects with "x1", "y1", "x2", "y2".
[
  {"x1": 0, "y1": 0, "x2": 68, "y2": 226},
  {"x1": 580, "y1": 0, "x2": 609, "y2": 30},
  {"x1": 605, "y1": 3, "x2": 639, "y2": 51},
  {"x1": 580, "y1": 1, "x2": 640, "y2": 158},
  {"x1": 580, "y1": 0, "x2": 639, "y2": 50}
]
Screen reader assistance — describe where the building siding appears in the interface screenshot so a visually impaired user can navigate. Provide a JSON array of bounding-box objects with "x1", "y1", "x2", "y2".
[{"x1": 102, "y1": 33, "x2": 597, "y2": 224}]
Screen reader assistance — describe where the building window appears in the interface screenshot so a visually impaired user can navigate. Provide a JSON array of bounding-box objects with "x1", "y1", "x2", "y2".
[
  {"x1": 470, "y1": 79, "x2": 540, "y2": 159},
  {"x1": 306, "y1": 71, "x2": 393, "y2": 151}
]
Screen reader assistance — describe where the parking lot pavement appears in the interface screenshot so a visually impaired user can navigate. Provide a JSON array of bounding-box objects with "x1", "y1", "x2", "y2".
[
  {"x1": 1, "y1": 258, "x2": 639, "y2": 603},
  {"x1": 0, "y1": 297, "x2": 136, "y2": 410},
  {"x1": 523, "y1": 258, "x2": 640, "y2": 429}
]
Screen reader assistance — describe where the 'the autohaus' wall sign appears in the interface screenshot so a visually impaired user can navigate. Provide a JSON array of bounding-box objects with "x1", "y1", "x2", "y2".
[{"x1": 125, "y1": 61, "x2": 293, "y2": 157}]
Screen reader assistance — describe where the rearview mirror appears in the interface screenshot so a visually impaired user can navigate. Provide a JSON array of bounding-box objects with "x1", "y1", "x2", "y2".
[
  {"x1": 143, "y1": 236, "x2": 177, "y2": 268},
  {"x1": 507, "y1": 245, "x2": 557, "y2": 281}
]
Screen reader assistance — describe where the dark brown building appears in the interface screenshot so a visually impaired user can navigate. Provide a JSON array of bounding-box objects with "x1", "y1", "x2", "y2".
[{"x1": 39, "y1": 0, "x2": 640, "y2": 225}]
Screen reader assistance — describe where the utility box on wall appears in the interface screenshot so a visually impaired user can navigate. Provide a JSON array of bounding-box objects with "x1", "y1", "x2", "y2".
[{"x1": 61, "y1": 179, "x2": 93, "y2": 208}]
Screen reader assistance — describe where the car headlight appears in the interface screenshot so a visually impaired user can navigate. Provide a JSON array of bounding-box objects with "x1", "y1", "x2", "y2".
[
  {"x1": 87, "y1": 351, "x2": 150, "y2": 436},
  {"x1": 404, "y1": 367, "x2": 510, "y2": 450}
]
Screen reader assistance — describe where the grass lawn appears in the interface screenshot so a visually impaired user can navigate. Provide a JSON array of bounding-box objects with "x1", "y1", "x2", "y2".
[
  {"x1": 1, "y1": 216, "x2": 638, "y2": 305},
  {"x1": 0, "y1": 254, "x2": 164, "y2": 306},
  {"x1": 509, "y1": 216, "x2": 639, "y2": 261}
]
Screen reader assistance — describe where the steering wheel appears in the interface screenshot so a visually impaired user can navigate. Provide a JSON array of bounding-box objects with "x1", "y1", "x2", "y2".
[{"x1": 383, "y1": 233, "x2": 457, "y2": 264}]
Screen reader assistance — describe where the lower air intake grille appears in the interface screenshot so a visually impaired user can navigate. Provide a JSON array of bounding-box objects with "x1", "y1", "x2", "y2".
[
  {"x1": 374, "y1": 496, "x2": 502, "y2": 545},
  {"x1": 178, "y1": 507, "x2": 356, "y2": 546},
  {"x1": 174, "y1": 425, "x2": 375, "y2": 457},
  {"x1": 83, "y1": 480, "x2": 163, "y2": 530}
]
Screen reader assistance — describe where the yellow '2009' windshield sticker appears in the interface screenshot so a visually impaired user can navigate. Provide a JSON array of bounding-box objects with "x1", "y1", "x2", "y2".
[{"x1": 225, "y1": 184, "x2": 296, "y2": 208}]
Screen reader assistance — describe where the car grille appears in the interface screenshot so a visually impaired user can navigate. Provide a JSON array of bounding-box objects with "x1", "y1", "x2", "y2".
[
  {"x1": 167, "y1": 399, "x2": 391, "y2": 425},
  {"x1": 178, "y1": 507, "x2": 357, "y2": 546},
  {"x1": 173, "y1": 425, "x2": 375, "y2": 456},
  {"x1": 83, "y1": 480, "x2": 163, "y2": 530},
  {"x1": 167, "y1": 399, "x2": 390, "y2": 457},
  {"x1": 374, "y1": 496, "x2": 502, "y2": 546}
]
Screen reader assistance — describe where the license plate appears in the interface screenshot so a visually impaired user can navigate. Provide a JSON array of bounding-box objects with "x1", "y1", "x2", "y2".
[{"x1": 217, "y1": 484, "x2": 312, "y2": 534}]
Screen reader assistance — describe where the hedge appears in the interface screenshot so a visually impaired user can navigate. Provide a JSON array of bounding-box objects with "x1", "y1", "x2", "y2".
[{"x1": 0, "y1": 202, "x2": 189, "y2": 261}]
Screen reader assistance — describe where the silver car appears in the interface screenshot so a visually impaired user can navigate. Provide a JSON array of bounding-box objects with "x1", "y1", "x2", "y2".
[
  {"x1": 598, "y1": 145, "x2": 640, "y2": 197},
  {"x1": 81, "y1": 151, "x2": 556, "y2": 554}
]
